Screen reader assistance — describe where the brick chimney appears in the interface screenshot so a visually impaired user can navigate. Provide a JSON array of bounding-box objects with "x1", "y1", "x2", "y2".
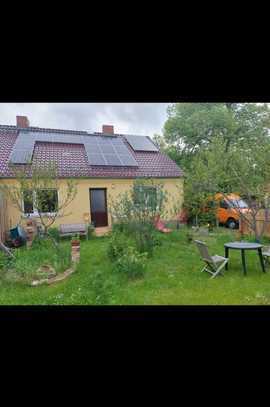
[
  {"x1": 102, "y1": 125, "x2": 114, "y2": 135},
  {"x1": 16, "y1": 115, "x2": 30, "y2": 128}
]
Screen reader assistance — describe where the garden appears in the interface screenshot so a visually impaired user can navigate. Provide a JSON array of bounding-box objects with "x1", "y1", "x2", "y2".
[
  {"x1": 2, "y1": 103, "x2": 270, "y2": 305},
  {"x1": 1, "y1": 174, "x2": 270, "y2": 305},
  {"x1": 1, "y1": 226, "x2": 270, "y2": 305}
]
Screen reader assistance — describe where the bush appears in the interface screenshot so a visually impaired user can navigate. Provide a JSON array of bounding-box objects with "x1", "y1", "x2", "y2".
[
  {"x1": 107, "y1": 232, "x2": 130, "y2": 261},
  {"x1": 133, "y1": 223, "x2": 161, "y2": 257},
  {"x1": 87, "y1": 223, "x2": 95, "y2": 239},
  {"x1": 0, "y1": 239, "x2": 71, "y2": 282},
  {"x1": 114, "y1": 247, "x2": 147, "y2": 279},
  {"x1": 47, "y1": 227, "x2": 60, "y2": 242},
  {"x1": 197, "y1": 211, "x2": 216, "y2": 227},
  {"x1": 112, "y1": 222, "x2": 129, "y2": 234}
]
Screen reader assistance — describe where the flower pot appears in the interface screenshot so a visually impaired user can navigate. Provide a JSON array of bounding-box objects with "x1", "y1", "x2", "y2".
[{"x1": 71, "y1": 240, "x2": 80, "y2": 246}]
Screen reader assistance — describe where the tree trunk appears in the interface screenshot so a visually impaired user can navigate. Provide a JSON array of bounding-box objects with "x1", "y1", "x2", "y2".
[{"x1": 253, "y1": 216, "x2": 261, "y2": 243}]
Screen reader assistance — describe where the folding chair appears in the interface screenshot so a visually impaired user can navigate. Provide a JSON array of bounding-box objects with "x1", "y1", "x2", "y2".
[
  {"x1": 194, "y1": 240, "x2": 228, "y2": 279},
  {"x1": 262, "y1": 246, "x2": 270, "y2": 267}
]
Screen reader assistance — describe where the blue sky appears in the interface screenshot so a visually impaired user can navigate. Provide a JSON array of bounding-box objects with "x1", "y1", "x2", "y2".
[{"x1": 0, "y1": 103, "x2": 169, "y2": 137}]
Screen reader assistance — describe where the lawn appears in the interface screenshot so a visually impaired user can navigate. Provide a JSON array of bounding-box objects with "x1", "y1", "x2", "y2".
[{"x1": 1, "y1": 227, "x2": 270, "y2": 305}]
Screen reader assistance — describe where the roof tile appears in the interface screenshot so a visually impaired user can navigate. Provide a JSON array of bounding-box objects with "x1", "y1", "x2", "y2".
[{"x1": 0, "y1": 127, "x2": 183, "y2": 179}]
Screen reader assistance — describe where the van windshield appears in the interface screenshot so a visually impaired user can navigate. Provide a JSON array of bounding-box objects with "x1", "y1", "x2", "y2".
[{"x1": 229, "y1": 199, "x2": 248, "y2": 209}]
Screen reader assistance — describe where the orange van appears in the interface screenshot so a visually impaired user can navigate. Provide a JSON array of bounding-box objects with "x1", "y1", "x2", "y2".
[{"x1": 209, "y1": 193, "x2": 249, "y2": 229}]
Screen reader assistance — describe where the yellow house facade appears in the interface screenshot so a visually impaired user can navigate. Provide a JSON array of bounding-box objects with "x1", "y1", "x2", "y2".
[{"x1": 0, "y1": 118, "x2": 184, "y2": 237}]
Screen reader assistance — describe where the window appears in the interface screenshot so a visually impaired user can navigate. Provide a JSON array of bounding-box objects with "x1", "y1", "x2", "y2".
[
  {"x1": 23, "y1": 189, "x2": 58, "y2": 215},
  {"x1": 134, "y1": 186, "x2": 157, "y2": 209},
  {"x1": 230, "y1": 199, "x2": 248, "y2": 209},
  {"x1": 220, "y1": 200, "x2": 229, "y2": 209},
  {"x1": 36, "y1": 190, "x2": 58, "y2": 213},
  {"x1": 23, "y1": 190, "x2": 34, "y2": 214}
]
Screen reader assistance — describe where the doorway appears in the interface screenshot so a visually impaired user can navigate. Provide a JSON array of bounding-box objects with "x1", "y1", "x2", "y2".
[{"x1": 89, "y1": 188, "x2": 108, "y2": 227}]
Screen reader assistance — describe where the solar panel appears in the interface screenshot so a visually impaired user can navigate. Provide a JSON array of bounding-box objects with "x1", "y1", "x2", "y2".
[
  {"x1": 104, "y1": 154, "x2": 122, "y2": 166},
  {"x1": 124, "y1": 135, "x2": 159, "y2": 152},
  {"x1": 86, "y1": 145, "x2": 101, "y2": 154},
  {"x1": 83, "y1": 136, "x2": 99, "y2": 145},
  {"x1": 99, "y1": 144, "x2": 114, "y2": 154},
  {"x1": 119, "y1": 155, "x2": 138, "y2": 166},
  {"x1": 10, "y1": 150, "x2": 33, "y2": 164},
  {"x1": 113, "y1": 145, "x2": 130, "y2": 155},
  {"x1": 9, "y1": 131, "x2": 139, "y2": 167},
  {"x1": 86, "y1": 153, "x2": 106, "y2": 166}
]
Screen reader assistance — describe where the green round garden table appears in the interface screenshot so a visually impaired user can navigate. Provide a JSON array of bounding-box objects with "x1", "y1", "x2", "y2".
[{"x1": 224, "y1": 241, "x2": 266, "y2": 276}]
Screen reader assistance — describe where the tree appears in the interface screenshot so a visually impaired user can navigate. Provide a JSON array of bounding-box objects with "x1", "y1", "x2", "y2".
[
  {"x1": 163, "y1": 103, "x2": 270, "y2": 170},
  {"x1": 108, "y1": 178, "x2": 182, "y2": 256},
  {"x1": 184, "y1": 137, "x2": 270, "y2": 241},
  {"x1": 0, "y1": 161, "x2": 77, "y2": 244}
]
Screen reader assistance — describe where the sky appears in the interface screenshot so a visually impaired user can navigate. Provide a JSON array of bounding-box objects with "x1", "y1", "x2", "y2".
[{"x1": 0, "y1": 103, "x2": 170, "y2": 137}]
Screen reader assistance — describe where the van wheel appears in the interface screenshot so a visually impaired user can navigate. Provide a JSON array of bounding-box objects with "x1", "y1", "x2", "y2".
[{"x1": 226, "y1": 218, "x2": 238, "y2": 229}]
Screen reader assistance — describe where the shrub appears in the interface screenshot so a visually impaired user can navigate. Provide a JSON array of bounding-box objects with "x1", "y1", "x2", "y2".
[
  {"x1": 87, "y1": 223, "x2": 95, "y2": 239},
  {"x1": 107, "y1": 232, "x2": 130, "y2": 261},
  {"x1": 109, "y1": 179, "x2": 174, "y2": 258},
  {"x1": 197, "y1": 211, "x2": 216, "y2": 227},
  {"x1": 114, "y1": 247, "x2": 147, "y2": 279},
  {"x1": 47, "y1": 227, "x2": 60, "y2": 242},
  {"x1": 134, "y1": 224, "x2": 155, "y2": 257},
  {"x1": 0, "y1": 240, "x2": 71, "y2": 282}
]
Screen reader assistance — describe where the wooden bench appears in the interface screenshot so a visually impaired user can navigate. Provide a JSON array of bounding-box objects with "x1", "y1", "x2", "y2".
[{"x1": 59, "y1": 223, "x2": 88, "y2": 239}]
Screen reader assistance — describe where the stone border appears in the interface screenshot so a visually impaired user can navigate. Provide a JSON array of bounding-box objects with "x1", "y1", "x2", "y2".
[{"x1": 31, "y1": 267, "x2": 75, "y2": 286}]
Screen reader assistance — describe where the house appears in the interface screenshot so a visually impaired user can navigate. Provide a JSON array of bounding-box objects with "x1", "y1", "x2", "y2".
[{"x1": 0, "y1": 116, "x2": 183, "y2": 236}]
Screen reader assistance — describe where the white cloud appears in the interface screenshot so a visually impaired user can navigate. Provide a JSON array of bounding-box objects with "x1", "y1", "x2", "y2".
[{"x1": 0, "y1": 103, "x2": 169, "y2": 137}]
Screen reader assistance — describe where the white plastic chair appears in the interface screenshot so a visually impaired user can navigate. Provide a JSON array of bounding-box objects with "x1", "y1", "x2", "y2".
[{"x1": 194, "y1": 240, "x2": 228, "y2": 279}]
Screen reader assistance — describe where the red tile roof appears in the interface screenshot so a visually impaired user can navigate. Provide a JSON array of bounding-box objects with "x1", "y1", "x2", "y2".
[{"x1": 0, "y1": 125, "x2": 183, "y2": 179}]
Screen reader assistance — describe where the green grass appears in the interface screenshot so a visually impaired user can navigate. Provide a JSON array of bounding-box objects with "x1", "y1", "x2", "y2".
[{"x1": 1, "y1": 228, "x2": 270, "y2": 304}]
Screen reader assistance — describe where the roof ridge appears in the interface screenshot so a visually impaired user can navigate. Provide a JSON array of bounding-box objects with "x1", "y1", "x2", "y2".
[{"x1": 0, "y1": 124, "x2": 88, "y2": 134}]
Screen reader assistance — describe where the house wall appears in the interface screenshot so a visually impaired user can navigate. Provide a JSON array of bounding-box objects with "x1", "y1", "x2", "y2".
[
  {"x1": 0, "y1": 192, "x2": 8, "y2": 241},
  {"x1": 0, "y1": 178, "x2": 184, "y2": 230}
]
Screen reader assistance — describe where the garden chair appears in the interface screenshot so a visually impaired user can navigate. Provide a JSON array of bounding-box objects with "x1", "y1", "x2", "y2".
[
  {"x1": 262, "y1": 246, "x2": 270, "y2": 266},
  {"x1": 194, "y1": 240, "x2": 228, "y2": 279}
]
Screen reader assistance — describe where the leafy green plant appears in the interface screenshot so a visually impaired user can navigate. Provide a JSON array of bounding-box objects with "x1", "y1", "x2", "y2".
[
  {"x1": 114, "y1": 247, "x2": 147, "y2": 279},
  {"x1": 0, "y1": 239, "x2": 71, "y2": 282},
  {"x1": 71, "y1": 233, "x2": 80, "y2": 243},
  {"x1": 47, "y1": 227, "x2": 60, "y2": 242},
  {"x1": 87, "y1": 223, "x2": 95, "y2": 239},
  {"x1": 108, "y1": 179, "x2": 174, "y2": 257},
  {"x1": 107, "y1": 232, "x2": 130, "y2": 261},
  {"x1": 133, "y1": 223, "x2": 160, "y2": 257}
]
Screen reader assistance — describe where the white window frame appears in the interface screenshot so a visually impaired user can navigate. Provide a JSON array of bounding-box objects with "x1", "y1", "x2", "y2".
[
  {"x1": 22, "y1": 189, "x2": 59, "y2": 218},
  {"x1": 134, "y1": 185, "x2": 158, "y2": 209}
]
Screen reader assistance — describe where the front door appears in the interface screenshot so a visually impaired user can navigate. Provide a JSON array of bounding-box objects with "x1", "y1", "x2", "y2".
[{"x1": 90, "y1": 188, "x2": 108, "y2": 227}]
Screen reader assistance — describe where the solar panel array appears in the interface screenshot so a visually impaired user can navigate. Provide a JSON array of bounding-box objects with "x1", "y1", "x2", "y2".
[
  {"x1": 124, "y1": 135, "x2": 159, "y2": 152},
  {"x1": 83, "y1": 136, "x2": 138, "y2": 166},
  {"x1": 9, "y1": 131, "x2": 138, "y2": 167}
]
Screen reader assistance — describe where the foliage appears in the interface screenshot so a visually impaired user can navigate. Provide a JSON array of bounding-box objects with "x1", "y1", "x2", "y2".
[
  {"x1": 0, "y1": 161, "x2": 77, "y2": 238},
  {"x1": 109, "y1": 179, "x2": 181, "y2": 256},
  {"x1": 90, "y1": 269, "x2": 117, "y2": 305},
  {"x1": 197, "y1": 210, "x2": 216, "y2": 227},
  {"x1": 107, "y1": 231, "x2": 131, "y2": 261},
  {"x1": 0, "y1": 239, "x2": 71, "y2": 282},
  {"x1": 71, "y1": 233, "x2": 81, "y2": 242},
  {"x1": 87, "y1": 223, "x2": 95, "y2": 239},
  {"x1": 183, "y1": 137, "x2": 270, "y2": 241},
  {"x1": 2, "y1": 229, "x2": 270, "y2": 304},
  {"x1": 163, "y1": 103, "x2": 270, "y2": 168},
  {"x1": 47, "y1": 227, "x2": 60, "y2": 242},
  {"x1": 114, "y1": 246, "x2": 147, "y2": 279}
]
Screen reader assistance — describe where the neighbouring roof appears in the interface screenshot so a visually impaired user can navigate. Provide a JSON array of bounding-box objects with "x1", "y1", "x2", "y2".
[{"x1": 0, "y1": 125, "x2": 183, "y2": 179}]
